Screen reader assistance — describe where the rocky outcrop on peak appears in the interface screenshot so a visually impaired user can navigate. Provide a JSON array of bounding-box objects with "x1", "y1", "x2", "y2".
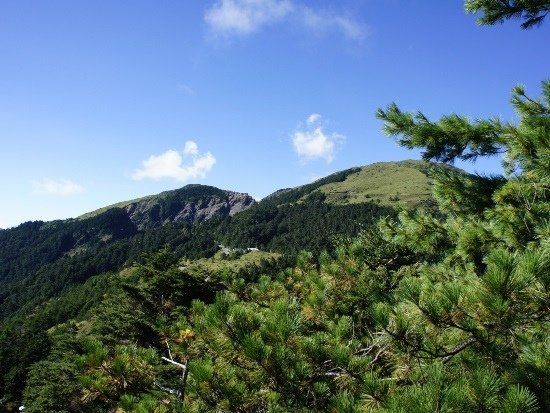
[
  {"x1": 122, "y1": 185, "x2": 255, "y2": 230},
  {"x1": 227, "y1": 191, "x2": 256, "y2": 216}
]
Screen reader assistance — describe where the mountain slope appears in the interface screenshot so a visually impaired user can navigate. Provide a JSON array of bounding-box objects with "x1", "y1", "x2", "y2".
[
  {"x1": 0, "y1": 159, "x2": 453, "y2": 299},
  {"x1": 261, "y1": 167, "x2": 361, "y2": 205},
  {"x1": 79, "y1": 184, "x2": 255, "y2": 230},
  {"x1": 0, "y1": 185, "x2": 255, "y2": 320},
  {"x1": 0, "y1": 160, "x2": 455, "y2": 304},
  {"x1": 316, "y1": 160, "x2": 435, "y2": 207},
  {"x1": 264, "y1": 160, "x2": 454, "y2": 208}
]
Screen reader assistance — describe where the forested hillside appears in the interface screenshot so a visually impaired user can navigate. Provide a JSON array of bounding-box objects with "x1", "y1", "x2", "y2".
[{"x1": 0, "y1": 164, "x2": 409, "y2": 319}]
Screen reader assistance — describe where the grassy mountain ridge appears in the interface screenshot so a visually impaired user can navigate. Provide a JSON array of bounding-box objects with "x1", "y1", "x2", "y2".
[
  {"x1": 261, "y1": 166, "x2": 362, "y2": 205},
  {"x1": 69, "y1": 160, "x2": 444, "y2": 224},
  {"x1": 316, "y1": 160, "x2": 436, "y2": 207},
  {"x1": 263, "y1": 160, "x2": 456, "y2": 208}
]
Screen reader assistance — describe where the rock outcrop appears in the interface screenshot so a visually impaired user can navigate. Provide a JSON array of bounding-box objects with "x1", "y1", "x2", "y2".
[{"x1": 123, "y1": 185, "x2": 255, "y2": 230}]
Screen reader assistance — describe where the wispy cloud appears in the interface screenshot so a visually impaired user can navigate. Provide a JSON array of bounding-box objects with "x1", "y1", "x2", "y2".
[
  {"x1": 301, "y1": 7, "x2": 366, "y2": 41},
  {"x1": 33, "y1": 179, "x2": 84, "y2": 196},
  {"x1": 307, "y1": 113, "x2": 321, "y2": 125},
  {"x1": 292, "y1": 114, "x2": 345, "y2": 163},
  {"x1": 184, "y1": 140, "x2": 199, "y2": 156},
  {"x1": 176, "y1": 82, "x2": 196, "y2": 96},
  {"x1": 132, "y1": 141, "x2": 216, "y2": 182},
  {"x1": 205, "y1": 0, "x2": 294, "y2": 36},
  {"x1": 205, "y1": 0, "x2": 366, "y2": 41}
]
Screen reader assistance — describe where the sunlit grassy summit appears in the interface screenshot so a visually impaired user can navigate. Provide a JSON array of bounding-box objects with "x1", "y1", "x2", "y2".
[{"x1": 314, "y1": 160, "x2": 442, "y2": 207}]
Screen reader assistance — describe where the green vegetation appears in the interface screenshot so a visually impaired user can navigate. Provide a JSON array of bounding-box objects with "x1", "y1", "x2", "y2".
[
  {"x1": 261, "y1": 166, "x2": 361, "y2": 205},
  {"x1": 215, "y1": 195, "x2": 395, "y2": 255},
  {"x1": 0, "y1": 167, "x2": 398, "y2": 408},
  {"x1": 78, "y1": 195, "x2": 154, "y2": 220},
  {"x1": 1, "y1": 1, "x2": 549, "y2": 411},
  {"x1": 313, "y1": 160, "x2": 443, "y2": 208},
  {"x1": 465, "y1": 0, "x2": 550, "y2": 28}
]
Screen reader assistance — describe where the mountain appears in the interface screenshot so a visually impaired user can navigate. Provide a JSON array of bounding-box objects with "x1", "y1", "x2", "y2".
[
  {"x1": 79, "y1": 184, "x2": 256, "y2": 230},
  {"x1": 0, "y1": 185, "x2": 255, "y2": 320},
  {"x1": 6, "y1": 158, "x2": 525, "y2": 413},
  {"x1": 263, "y1": 159, "x2": 446, "y2": 207},
  {"x1": 0, "y1": 159, "x2": 449, "y2": 304},
  {"x1": 311, "y1": 160, "x2": 436, "y2": 207},
  {"x1": 0, "y1": 160, "x2": 449, "y2": 307}
]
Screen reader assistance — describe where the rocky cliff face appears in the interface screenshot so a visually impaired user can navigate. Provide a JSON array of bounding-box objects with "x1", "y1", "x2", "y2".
[{"x1": 123, "y1": 185, "x2": 255, "y2": 230}]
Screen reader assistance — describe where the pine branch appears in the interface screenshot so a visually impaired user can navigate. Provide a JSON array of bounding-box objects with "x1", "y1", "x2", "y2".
[
  {"x1": 153, "y1": 380, "x2": 181, "y2": 397},
  {"x1": 442, "y1": 337, "x2": 477, "y2": 363},
  {"x1": 465, "y1": 0, "x2": 550, "y2": 29},
  {"x1": 160, "y1": 342, "x2": 190, "y2": 403}
]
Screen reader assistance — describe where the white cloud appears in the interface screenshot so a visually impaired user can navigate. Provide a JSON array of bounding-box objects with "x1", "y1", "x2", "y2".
[
  {"x1": 33, "y1": 179, "x2": 84, "y2": 196},
  {"x1": 307, "y1": 113, "x2": 321, "y2": 125},
  {"x1": 204, "y1": 1, "x2": 366, "y2": 40},
  {"x1": 184, "y1": 141, "x2": 199, "y2": 156},
  {"x1": 205, "y1": 0, "x2": 294, "y2": 36},
  {"x1": 301, "y1": 7, "x2": 366, "y2": 41},
  {"x1": 132, "y1": 141, "x2": 216, "y2": 182},
  {"x1": 292, "y1": 114, "x2": 345, "y2": 163}
]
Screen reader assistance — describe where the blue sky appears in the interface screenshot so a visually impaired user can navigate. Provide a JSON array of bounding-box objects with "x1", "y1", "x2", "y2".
[{"x1": 0, "y1": 0, "x2": 548, "y2": 228}]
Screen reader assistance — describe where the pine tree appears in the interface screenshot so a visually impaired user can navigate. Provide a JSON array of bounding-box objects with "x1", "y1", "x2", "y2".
[{"x1": 371, "y1": 2, "x2": 550, "y2": 411}]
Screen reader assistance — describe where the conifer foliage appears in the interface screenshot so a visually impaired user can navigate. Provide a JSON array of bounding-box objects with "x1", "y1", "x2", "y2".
[
  {"x1": 372, "y1": 3, "x2": 550, "y2": 410},
  {"x1": 465, "y1": 0, "x2": 550, "y2": 28}
]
